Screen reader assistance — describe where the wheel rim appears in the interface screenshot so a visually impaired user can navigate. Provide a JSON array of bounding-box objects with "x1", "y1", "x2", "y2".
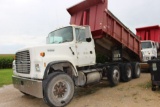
[
  {"x1": 136, "y1": 66, "x2": 140, "y2": 76},
  {"x1": 52, "y1": 80, "x2": 71, "y2": 101},
  {"x1": 127, "y1": 67, "x2": 132, "y2": 78},
  {"x1": 113, "y1": 69, "x2": 120, "y2": 81}
]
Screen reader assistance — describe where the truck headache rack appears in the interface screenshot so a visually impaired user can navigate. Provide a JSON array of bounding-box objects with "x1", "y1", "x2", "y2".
[
  {"x1": 67, "y1": 0, "x2": 141, "y2": 61},
  {"x1": 136, "y1": 25, "x2": 160, "y2": 42}
]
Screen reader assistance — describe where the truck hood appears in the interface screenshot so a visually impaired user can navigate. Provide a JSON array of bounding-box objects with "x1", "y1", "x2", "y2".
[
  {"x1": 14, "y1": 42, "x2": 76, "y2": 79},
  {"x1": 16, "y1": 43, "x2": 74, "y2": 53}
]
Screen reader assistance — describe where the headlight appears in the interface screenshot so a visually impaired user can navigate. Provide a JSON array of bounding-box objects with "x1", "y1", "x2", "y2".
[{"x1": 35, "y1": 64, "x2": 40, "y2": 72}]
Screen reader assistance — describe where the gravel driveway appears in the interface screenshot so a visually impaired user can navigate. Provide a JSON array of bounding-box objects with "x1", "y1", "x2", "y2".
[{"x1": 0, "y1": 73, "x2": 160, "y2": 107}]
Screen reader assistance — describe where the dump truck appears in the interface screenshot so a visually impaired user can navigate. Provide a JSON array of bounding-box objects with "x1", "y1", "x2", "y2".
[
  {"x1": 12, "y1": 0, "x2": 141, "y2": 106},
  {"x1": 136, "y1": 25, "x2": 160, "y2": 69},
  {"x1": 136, "y1": 25, "x2": 160, "y2": 61}
]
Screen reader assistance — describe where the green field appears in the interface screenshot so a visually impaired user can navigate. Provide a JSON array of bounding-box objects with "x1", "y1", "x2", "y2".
[
  {"x1": 0, "y1": 69, "x2": 13, "y2": 87},
  {"x1": 0, "y1": 54, "x2": 15, "y2": 69},
  {"x1": 0, "y1": 54, "x2": 15, "y2": 58}
]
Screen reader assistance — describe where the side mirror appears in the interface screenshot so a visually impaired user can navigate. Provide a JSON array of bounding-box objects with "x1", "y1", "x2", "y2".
[{"x1": 86, "y1": 38, "x2": 92, "y2": 42}]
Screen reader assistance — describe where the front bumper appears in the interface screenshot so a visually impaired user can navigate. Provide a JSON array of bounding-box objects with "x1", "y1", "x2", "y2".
[{"x1": 12, "y1": 75, "x2": 43, "y2": 98}]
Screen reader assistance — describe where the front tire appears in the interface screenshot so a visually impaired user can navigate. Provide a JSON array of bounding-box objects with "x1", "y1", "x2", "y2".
[{"x1": 43, "y1": 72, "x2": 74, "y2": 107}]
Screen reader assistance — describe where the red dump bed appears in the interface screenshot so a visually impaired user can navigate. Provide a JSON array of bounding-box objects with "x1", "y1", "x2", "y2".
[
  {"x1": 67, "y1": 0, "x2": 141, "y2": 61},
  {"x1": 136, "y1": 25, "x2": 160, "y2": 43}
]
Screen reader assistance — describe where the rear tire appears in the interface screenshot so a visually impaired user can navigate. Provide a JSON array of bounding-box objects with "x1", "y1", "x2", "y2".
[
  {"x1": 131, "y1": 62, "x2": 141, "y2": 78},
  {"x1": 43, "y1": 72, "x2": 74, "y2": 107},
  {"x1": 121, "y1": 63, "x2": 132, "y2": 82},
  {"x1": 108, "y1": 66, "x2": 120, "y2": 87}
]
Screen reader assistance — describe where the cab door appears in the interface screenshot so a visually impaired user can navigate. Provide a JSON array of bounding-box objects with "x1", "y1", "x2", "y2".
[
  {"x1": 75, "y1": 27, "x2": 95, "y2": 66},
  {"x1": 152, "y1": 42, "x2": 157, "y2": 58}
]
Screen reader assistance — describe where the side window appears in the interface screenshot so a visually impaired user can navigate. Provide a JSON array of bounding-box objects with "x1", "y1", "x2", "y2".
[{"x1": 75, "y1": 28, "x2": 86, "y2": 42}]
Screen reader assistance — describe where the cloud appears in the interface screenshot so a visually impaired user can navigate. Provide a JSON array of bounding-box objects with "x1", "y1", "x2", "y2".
[
  {"x1": 0, "y1": 34, "x2": 46, "y2": 54},
  {"x1": 0, "y1": 35, "x2": 45, "y2": 46},
  {"x1": 0, "y1": 0, "x2": 160, "y2": 54},
  {"x1": 0, "y1": 44, "x2": 25, "y2": 54},
  {"x1": 0, "y1": 0, "x2": 82, "y2": 54},
  {"x1": 108, "y1": 0, "x2": 160, "y2": 32}
]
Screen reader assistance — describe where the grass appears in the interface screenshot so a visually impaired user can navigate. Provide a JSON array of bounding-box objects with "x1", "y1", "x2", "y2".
[
  {"x1": 138, "y1": 81, "x2": 160, "y2": 93},
  {"x1": 0, "y1": 69, "x2": 13, "y2": 87},
  {"x1": 138, "y1": 81, "x2": 152, "y2": 89}
]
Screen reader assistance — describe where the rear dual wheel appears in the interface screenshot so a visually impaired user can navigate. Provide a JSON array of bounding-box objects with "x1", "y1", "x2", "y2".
[
  {"x1": 108, "y1": 62, "x2": 140, "y2": 87},
  {"x1": 121, "y1": 63, "x2": 132, "y2": 82},
  {"x1": 108, "y1": 66, "x2": 120, "y2": 87},
  {"x1": 131, "y1": 62, "x2": 141, "y2": 78},
  {"x1": 121, "y1": 62, "x2": 141, "y2": 82}
]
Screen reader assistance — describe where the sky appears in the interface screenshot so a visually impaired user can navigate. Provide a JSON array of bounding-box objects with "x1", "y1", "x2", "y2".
[{"x1": 0, "y1": 0, "x2": 160, "y2": 54}]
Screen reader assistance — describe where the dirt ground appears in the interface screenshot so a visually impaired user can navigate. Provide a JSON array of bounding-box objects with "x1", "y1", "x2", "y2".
[{"x1": 0, "y1": 73, "x2": 160, "y2": 107}]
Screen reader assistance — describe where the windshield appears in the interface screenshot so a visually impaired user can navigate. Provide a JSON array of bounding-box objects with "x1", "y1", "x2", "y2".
[
  {"x1": 47, "y1": 26, "x2": 73, "y2": 44},
  {"x1": 141, "y1": 42, "x2": 152, "y2": 49}
]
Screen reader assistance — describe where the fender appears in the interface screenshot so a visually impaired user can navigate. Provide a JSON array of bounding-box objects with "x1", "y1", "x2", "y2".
[{"x1": 43, "y1": 60, "x2": 78, "y2": 79}]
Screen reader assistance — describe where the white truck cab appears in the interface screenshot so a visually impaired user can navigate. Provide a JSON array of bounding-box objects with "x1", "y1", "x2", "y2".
[
  {"x1": 13, "y1": 25, "x2": 95, "y2": 79},
  {"x1": 141, "y1": 40, "x2": 157, "y2": 62},
  {"x1": 12, "y1": 25, "x2": 98, "y2": 106}
]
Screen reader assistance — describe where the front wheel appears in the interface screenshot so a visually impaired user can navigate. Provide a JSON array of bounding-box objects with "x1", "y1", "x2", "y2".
[{"x1": 43, "y1": 72, "x2": 74, "y2": 107}]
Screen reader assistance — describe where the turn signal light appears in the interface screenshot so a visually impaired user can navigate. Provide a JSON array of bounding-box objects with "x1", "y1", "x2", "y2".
[{"x1": 40, "y1": 52, "x2": 45, "y2": 57}]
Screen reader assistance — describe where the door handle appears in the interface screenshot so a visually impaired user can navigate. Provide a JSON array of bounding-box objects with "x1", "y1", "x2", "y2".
[{"x1": 69, "y1": 47, "x2": 75, "y2": 55}]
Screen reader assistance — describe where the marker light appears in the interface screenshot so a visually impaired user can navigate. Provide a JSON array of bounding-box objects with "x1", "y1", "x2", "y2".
[
  {"x1": 35, "y1": 64, "x2": 40, "y2": 71},
  {"x1": 40, "y1": 52, "x2": 45, "y2": 57}
]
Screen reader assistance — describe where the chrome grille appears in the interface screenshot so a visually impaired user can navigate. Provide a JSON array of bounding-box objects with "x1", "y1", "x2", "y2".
[{"x1": 15, "y1": 50, "x2": 30, "y2": 74}]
